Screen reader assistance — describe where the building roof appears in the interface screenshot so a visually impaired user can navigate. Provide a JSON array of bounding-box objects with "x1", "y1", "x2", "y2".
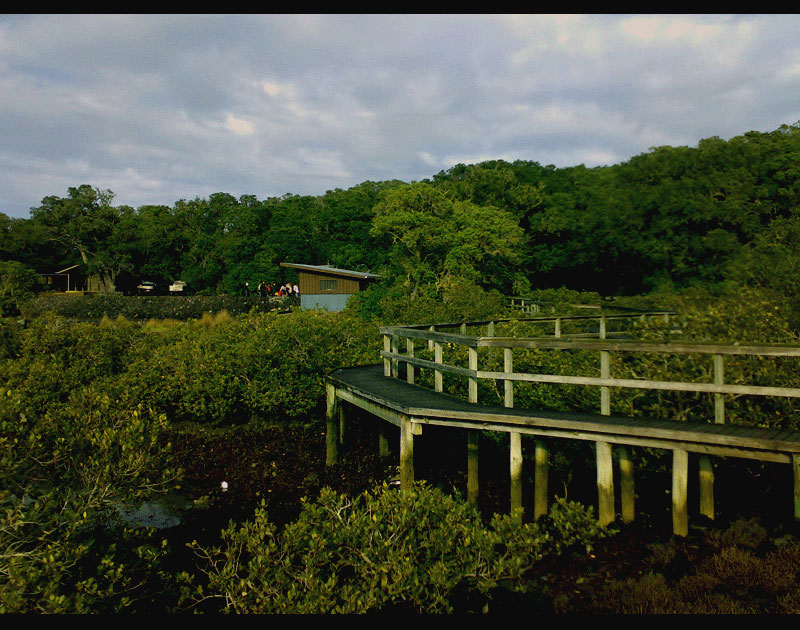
[{"x1": 280, "y1": 262, "x2": 381, "y2": 280}]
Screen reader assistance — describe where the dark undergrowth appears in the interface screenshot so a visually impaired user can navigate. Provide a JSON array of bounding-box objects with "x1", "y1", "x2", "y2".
[{"x1": 155, "y1": 407, "x2": 800, "y2": 614}]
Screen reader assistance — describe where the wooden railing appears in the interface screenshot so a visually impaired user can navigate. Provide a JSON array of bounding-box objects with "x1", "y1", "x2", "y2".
[
  {"x1": 377, "y1": 312, "x2": 800, "y2": 532},
  {"x1": 380, "y1": 312, "x2": 800, "y2": 419}
]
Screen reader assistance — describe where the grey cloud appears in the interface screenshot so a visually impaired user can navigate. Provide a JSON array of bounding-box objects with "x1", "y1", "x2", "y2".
[{"x1": 2, "y1": 14, "x2": 800, "y2": 218}]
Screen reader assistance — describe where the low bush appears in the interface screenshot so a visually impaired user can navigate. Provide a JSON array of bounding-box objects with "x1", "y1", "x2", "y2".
[
  {"x1": 0, "y1": 388, "x2": 176, "y2": 612},
  {"x1": 21, "y1": 294, "x2": 288, "y2": 321},
  {"x1": 184, "y1": 483, "x2": 611, "y2": 614}
]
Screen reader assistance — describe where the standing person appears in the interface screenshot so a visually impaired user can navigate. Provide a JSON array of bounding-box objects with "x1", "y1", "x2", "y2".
[
  {"x1": 258, "y1": 281, "x2": 266, "y2": 298},
  {"x1": 293, "y1": 283, "x2": 300, "y2": 306},
  {"x1": 244, "y1": 281, "x2": 250, "y2": 296}
]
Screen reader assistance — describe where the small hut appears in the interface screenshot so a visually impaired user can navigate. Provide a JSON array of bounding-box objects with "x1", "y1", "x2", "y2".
[
  {"x1": 279, "y1": 263, "x2": 380, "y2": 311},
  {"x1": 37, "y1": 264, "x2": 116, "y2": 294}
]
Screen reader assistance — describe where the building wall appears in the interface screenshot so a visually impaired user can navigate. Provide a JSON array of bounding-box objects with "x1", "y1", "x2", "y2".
[
  {"x1": 298, "y1": 270, "x2": 361, "y2": 295},
  {"x1": 300, "y1": 293, "x2": 353, "y2": 312}
]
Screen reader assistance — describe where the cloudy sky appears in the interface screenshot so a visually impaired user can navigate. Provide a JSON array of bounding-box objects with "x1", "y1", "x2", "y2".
[{"x1": 1, "y1": 14, "x2": 799, "y2": 219}]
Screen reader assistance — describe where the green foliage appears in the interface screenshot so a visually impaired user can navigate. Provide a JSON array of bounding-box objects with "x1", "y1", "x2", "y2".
[
  {"x1": 371, "y1": 182, "x2": 527, "y2": 297},
  {"x1": 184, "y1": 483, "x2": 610, "y2": 613},
  {"x1": 21, "y1": 293, "x2": 288, "y2": 321},
  {"x1": 728, "y1": 214, "x2": 800, "y2": 323},
  {"x1": 1, "y1": 308, "x2": 379, "y2": 427},
  {"x1": 0, "y1": 261, "x2": 38, "y2": 316},
  {"x1": 348, "y1": 277, "x2": 508, "y2": 325},
  {"x1": 0, "y1": 386, "x2": 176, "y2": 612}
]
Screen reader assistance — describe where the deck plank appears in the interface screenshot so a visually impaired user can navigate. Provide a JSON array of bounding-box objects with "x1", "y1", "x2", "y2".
[{"x1": 328, "y1": 365, "x2": 800, "y2": 456}]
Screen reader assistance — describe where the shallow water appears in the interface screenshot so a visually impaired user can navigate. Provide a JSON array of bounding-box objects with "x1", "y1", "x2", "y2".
[{"x1": 115, "y1": 491, "x2": 195, "y2": 529}]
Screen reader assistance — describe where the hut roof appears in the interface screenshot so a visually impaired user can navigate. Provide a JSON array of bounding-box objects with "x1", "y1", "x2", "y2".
[{"x1": 280, "y1": 262, "x2": 381, "y2": 280}]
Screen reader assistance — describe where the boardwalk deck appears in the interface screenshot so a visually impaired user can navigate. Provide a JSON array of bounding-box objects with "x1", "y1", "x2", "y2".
[{"x1": 326, "y1": 364, "x2": 800, "y2": 535}]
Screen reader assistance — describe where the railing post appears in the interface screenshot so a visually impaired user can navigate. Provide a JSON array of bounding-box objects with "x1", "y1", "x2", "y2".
[
  {"x1": 434, "y1": 341, "x2": 443, "y2": 393},
  {"x1": 383, "y1": 334, "x2": 391, "y2": 377},
  {"x1": 391, "y1": 334, "x2": 399, "y2": 378},
  {"x1": 504, "y1": 347, "x2": 514, "y2": 408},
  {"x1": 407, "y1": 337, "x2": 415, "y2": 384},
  {"x1": 698, "y1": 354, "x2": 724, "y2": 521},
  {"x1": 504, "y1": 345, "x2": 524, "y2": 514},
  {"x1": 598, "y1": 320, "x2": 617, "y2": 525},
  {"x1": 554, "y1": 317, "x2": 561, "y2": 338},
  {"x1": 714, "y1": 354, "x2": 725, "y2": 424},
  {"x1": 468, "y1": 346, "x2": 478, "y2": 404}
]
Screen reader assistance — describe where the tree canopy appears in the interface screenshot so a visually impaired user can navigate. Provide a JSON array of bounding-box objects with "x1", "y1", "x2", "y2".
[{"x1": 4, "y1": 122, "x2": 800, "y2": 299}]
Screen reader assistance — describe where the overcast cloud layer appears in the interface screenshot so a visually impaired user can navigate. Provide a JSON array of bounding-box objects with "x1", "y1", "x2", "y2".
[{"x1": 1, "y1": 14, "x2": 799, "y2": 218}]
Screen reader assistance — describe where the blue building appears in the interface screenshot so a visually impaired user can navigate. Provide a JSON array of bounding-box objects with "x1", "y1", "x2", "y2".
[{"x1": 279, "y1": 263, "x2": 381, "y2": 311}]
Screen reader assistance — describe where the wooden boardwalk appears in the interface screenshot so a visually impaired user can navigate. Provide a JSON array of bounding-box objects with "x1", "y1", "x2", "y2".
[{"x1": 326, "y1": 363, "x2": 800, "y2": 536}]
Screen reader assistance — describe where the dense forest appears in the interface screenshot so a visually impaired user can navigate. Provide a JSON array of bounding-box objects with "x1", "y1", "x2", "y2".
[
  {"x1": 4, "y1": 122, "x2": 800, "y2": 613},
  {"x1": 3, "y1": 122, "x2": 800, "y2": 312}
]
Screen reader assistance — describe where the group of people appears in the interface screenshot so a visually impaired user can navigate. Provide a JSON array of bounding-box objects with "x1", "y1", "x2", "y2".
[{"x1": 245, "y1": 281, "x2": 300, "y2": 304}]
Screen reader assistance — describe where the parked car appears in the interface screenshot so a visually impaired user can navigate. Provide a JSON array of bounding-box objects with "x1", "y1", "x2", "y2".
[
  {"x1": 169, "y1": 280, "x2": 187, "y2": 294},
  {"x1": 137, "y1": 281, "x2": 157, "y2": 295}
]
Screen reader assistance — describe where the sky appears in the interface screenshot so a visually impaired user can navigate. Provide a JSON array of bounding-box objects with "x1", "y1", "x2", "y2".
[{"x1": 1, "y1": 13, "x2": 800, "y2": 219}]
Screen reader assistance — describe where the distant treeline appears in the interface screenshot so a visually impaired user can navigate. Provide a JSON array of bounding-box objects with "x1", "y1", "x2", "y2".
[{"x1": 2, "y1": 122, "x2": 800, "y2": 298}]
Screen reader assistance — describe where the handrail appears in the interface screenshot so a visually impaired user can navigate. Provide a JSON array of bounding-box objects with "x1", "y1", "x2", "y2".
[{"x1": 379, "y1": 312, "x2": 800, "y2": 424}]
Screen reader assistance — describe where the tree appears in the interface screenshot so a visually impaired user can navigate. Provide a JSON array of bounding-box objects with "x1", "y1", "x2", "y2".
[
  {"x1": 30, "y1": 185, "x2": 124, "y2": 293},
  {"x1": 371, "y1": 183, "x2": 527, "y2": 297}
]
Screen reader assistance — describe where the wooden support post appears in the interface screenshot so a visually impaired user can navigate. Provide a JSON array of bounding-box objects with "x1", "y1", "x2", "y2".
[
  {"x1": 699, "y1": 456, "x2": 714, "y2": 520},
  {"x1": 428, "y1": 325, "x2": 435, "y2": 351},
  {"x1": 504, "y1": 347, "x2": 514, "y2": 408},
  {"x1": 406, "y1": 337, "x2": 415, "y2": 384},
  {"x1": 510, "y1": 432, "x2": 522, "y2": 513},
  {"x1": 597, "y1": 441, "x2": 614, "y2": 526},
  {"x1": 468, "y1": 347, "x2": 478, "y2": 404},
  {"x1": 383, "y1": 334, "x2": 391, "y2": 377},
  {"x1": 467, "y1": 431, "x2": 479, "y2": 507},
  {"x1": 599, "y1": 315, "x2": 607, "y2": 339},
  {"x1": 673, "y1": 449, "x2": 689, "y2": 537},
  {"x1": 619, "y1": 446, "x2": 634, "y2": 524},
  {"x1": 554, "y1": 318, "x2": 561, "y2": 338},
  {"x1": 434, "y1": 341, "x2": 443, "y2": 393},
  {"x1": 378, "y1": 422, "x2": 389, "y2": 457},
  {"x1": 325, "y1": 383, "x2": 339, "y2": 466},
  {"x1": 460, "y1": 322, "x2": 467, "y2": 335},
  {"x1": 487, "y1": 321, "x2": 495, "y2": 337},
  {"x1": 794, "y1": 454, "x2": 800, "y2": 521},
  {"x1": 534, "y1": 440, "x2": 549, "y2": 520},
  {"x1": 400, "y1": 416, "x2": 414, "y2": 490},
  {"x1": 338, "y1": 402, "x2": 345, "y2": 446}
]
